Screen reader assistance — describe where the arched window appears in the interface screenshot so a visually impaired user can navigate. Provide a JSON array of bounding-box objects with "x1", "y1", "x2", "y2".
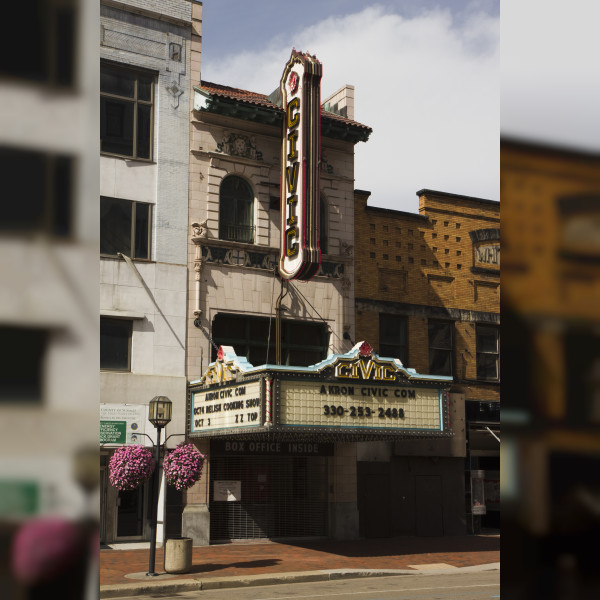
[{"x1": 219, "y1": 176, "x2": 254, "y2": 243}]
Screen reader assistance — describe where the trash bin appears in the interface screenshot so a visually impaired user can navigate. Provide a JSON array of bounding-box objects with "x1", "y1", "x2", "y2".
[{"x1": 163, "y1": 537, "x2": 192, "y2": 574}]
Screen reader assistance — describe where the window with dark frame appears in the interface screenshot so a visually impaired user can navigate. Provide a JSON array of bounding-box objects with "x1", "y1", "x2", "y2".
[
  {"x1": 1, "y1": 0, "x2": 76, "y2": 87},
  {"x1": 428, "y1": 320, "x2": 453, "y2": 376},
  {"x1": 100, "y1": 197, "x2": 151, "y2": 259},
  {"x1": 219, "y1": 176, "x2": 254, "y2": 243},
  {"x1": 101, "y1": 64, "x2": 154, "y2": 160},
  {"x1": 212, "y1": 314, "x2": 329, "y2": 367},
  {"x1": 1, "y1": 146, "x2": 73, "y2": 237},
  {"x1": 100, "y1": 318, "x2": 132, "y2": 371},
  {"x1": 0, "y1": 327, "x2": 48, "y2": 403},
  {"x1": 379, "y1": 315, "x2": 408, "y2": 365},
  {"x1": 476, "y1": 325, "x2": 499, "y2": 380}
]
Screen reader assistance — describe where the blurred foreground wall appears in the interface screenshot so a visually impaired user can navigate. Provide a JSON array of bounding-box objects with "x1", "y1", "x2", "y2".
[
  {"x1": 0, "y1": 2, "x2": 99, "y2": 598},
  {"x1": 501, "y1": 138, "x2": 600, "y2": 598}
]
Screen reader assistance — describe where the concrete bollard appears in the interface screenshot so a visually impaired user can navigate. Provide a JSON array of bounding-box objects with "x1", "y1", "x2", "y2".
[{"x1": 163, "y1": 537, "x2": 193, "y2": 574}]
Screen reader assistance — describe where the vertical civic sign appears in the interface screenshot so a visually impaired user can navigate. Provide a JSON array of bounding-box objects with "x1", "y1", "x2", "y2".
[{"x1": 279, "y1": 50, "x2": 322, "y2": 281}]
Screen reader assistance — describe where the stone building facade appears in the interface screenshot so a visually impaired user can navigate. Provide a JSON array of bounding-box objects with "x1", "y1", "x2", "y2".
[
  {"x1": 0, "y1": 3, "x2": 99, "y2": 593},
  {"x1": 99, "y1": 0, "x2": 194, "y2": 545},
  {"x1": 181, "y1": 13, "x2": 375, "y2": 542},
  {"x1": 354, "y1": 189, "x2": 500, "y2": 534}
]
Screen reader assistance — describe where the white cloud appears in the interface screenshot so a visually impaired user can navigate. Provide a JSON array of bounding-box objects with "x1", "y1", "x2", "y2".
[
  {"x1": 202, "y1": 5, "x2": 499, "y2": 211},
  {"x1": 501, "y1": 0, "x2": 600, "y2": 153}
]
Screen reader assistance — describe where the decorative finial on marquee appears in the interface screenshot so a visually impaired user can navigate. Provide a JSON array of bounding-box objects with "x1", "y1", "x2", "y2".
[
  {"x1": 217, "y1": 346, "x2": 224, "y2": 361},
  {"x1": 359, "y1": 341, "x2": 373, "y2": 357}
]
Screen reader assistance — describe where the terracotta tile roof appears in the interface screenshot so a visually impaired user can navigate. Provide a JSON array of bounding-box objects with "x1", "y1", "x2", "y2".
[
  {"x1": 198, "y1": 81, "x2": 372, "y2": 132},
  {"x1": 199, "y1": 81, "x2": 279, "y2": 110}
]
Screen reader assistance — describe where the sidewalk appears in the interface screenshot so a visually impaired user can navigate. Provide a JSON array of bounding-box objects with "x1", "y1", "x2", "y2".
[{"x1": 100, "y1": 533, "x2": 500, "y2": 598}]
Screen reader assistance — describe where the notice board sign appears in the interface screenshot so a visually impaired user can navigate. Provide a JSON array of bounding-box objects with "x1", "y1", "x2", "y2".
[
  {"x1": 213, "y1": 480, "x2": 241, "y2": 502},
  {"x1": 100, "y1": 404, "x2": 149, "y2": 446}
]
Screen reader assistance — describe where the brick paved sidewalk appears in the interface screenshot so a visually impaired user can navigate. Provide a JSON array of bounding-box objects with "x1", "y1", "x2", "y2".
[{"x1": 100, "y1": 534, "x2": 499, "y2": 587}]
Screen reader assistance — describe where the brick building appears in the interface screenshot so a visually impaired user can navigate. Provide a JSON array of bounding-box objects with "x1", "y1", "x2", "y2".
[
  {"x1": 501, "y1": 138, "x2": 600, "y2": 593},
  {"x1": 354, "y1": 189, "x2": 500, "y2": 533}
]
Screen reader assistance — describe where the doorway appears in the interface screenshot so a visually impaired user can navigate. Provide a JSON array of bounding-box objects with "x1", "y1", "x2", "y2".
[
  {"x1": 100, "y1": 450, "x2": 150, "y2": 543},
  {"x1": 416, "y1": 475, "x2": 444, "y2": 536},
  {"x1": 357, "y1": 462, "x2": 391, "y2": 538},
  {"x1": 117, "y1": 485, "x2": 147, "y2": 538}
]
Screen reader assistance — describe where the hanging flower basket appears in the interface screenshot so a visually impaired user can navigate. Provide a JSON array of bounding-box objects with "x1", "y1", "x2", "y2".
[
  {"x1": 163, "y1": 442, "x2": 206, "y2": 491},
  {"x1": 108, "y1": 444, "x2": 155, "y2": 491}
]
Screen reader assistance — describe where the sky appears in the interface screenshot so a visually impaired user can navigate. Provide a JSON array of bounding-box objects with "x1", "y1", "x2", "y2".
[
  {"x1": 501, "y1": 0, "x2": 600, "y2": 155},
  {"x1": 199, "y1": 1, "x2": 500, "y2": 212}
]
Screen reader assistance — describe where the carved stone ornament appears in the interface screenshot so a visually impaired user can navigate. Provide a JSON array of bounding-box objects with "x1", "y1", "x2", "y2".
[
  {"x1": 321, "y1": 151, "x2": 334, "y2": 174},
  {"x1": 341, "y1": 241, "x2": 354, "y2": 256},
  {"x1": 191, "y1": 220, "x2": 208, "y2": 238},
  {"x1": 193, "y1": 258, "x2": 205, "y2": 280},
  {"x1": 340, "y1": 276, "x2": 351, "y2": 297},
  {"x1": 166, "y1": 80, "x2": 184, "y2": 108},
  {"x1": 215, "y1": 131, "x2": 262, "y2": 161}
]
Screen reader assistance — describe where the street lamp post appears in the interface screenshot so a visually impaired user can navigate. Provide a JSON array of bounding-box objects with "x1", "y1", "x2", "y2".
[{"x1": 147, "y1": 396, "x2": 172, "y2": 577}]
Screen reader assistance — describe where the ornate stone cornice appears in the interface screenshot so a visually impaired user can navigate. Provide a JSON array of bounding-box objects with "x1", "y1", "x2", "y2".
[{"x1": 192, "y1": 243, "x2": 346, "y2": 279}]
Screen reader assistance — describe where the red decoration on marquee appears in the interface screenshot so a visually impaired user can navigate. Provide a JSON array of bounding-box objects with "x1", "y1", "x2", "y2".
[
  {"x1": 359, "y1": 342, "x2": 373, "y2": 356},
  {"x1": 288, "y1": 71, "x2": 299, "y2": 94},
  {"x1": 217, "y1": 346, "x2": 224, "y2": 361}
]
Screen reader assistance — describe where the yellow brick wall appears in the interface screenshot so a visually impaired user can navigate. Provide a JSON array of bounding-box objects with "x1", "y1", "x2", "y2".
[
  {"x1": 501, "y1": 140, "x2": 600, "y2": 422},
  {"x1": 354, "y1": 189, "x2": 500, "y2": 402},
  {"x1": 501, "y1": 142, "x2": 600, "y2": 322},
  {"x1": 407, "y1": 315, "x2": 429, "y2": 374}
]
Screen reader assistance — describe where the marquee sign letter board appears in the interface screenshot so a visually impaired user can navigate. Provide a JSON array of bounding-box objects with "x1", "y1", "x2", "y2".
[
  {"x1": 191, "y1": 380, "x2": 263, "y2": 434},
  {"x1": 188, "y1": 343, "x2": 450, "y2": 438}
]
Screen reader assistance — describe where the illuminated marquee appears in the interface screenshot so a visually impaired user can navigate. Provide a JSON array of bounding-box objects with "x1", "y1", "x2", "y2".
[
  {"x1": 187, "y1": 342, "x2": 451, "y2": 438},
  {"x1": 279, "y1": 381, "x2": 443, "y2": 431},
  {"x1": 279, "y1": 49, "x2": 322, "y2": 281},
  {"x1": 191, "y1": 380, "x2": 262, "y2": 433}
]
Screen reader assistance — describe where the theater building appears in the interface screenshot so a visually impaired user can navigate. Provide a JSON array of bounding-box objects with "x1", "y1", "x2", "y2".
[
  {"x1": 185, "y1": 342, "x2": 452, "y2": 543},
  {"x1": 182, "y1": 28, "x2": 375, "y2": 541},
  {"x1": 354, "y1": 189, "x2": 500, "y2": 533},
  {"x1": 180, "y1": 7, "x2": 485, "y2": 544}
]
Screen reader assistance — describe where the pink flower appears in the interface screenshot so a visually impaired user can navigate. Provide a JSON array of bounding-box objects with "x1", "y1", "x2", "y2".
[
  {"x1": 108, "y1": 445, "x2": 154, "y2": 491},
  {"x1": 11, "y1": 517, "x2": 83, "y2": 584},
  {"x1": 163, "y1": 442, "x2": 205, "y2": 491}
]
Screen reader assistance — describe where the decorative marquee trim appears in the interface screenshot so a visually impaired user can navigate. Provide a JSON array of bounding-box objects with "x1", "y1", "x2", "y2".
[
  {"x1": 188, "y1": 343, "x2": 452, "y2": 439},
  {"x1": 191, "y1": 341, "x2": 452, "y2": 387}
]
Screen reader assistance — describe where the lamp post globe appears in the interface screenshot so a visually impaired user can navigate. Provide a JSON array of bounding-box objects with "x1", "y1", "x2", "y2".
[
  {"x1": 147, "y1": 396, "x2": 172, "y2": 576},
  {"x1": 149, "y1": 396, "x2": 172, "y2": 428}
]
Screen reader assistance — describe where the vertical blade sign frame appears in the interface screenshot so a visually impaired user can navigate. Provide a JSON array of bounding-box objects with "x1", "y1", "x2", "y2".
[{"x1": 279, "y1": 49, "x2": 322, "y2": 281}]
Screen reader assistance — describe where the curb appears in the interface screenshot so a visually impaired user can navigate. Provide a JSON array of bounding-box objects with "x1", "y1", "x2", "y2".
[{"x1": 99, "y1": 563, "x2": 500, "y2": 598}]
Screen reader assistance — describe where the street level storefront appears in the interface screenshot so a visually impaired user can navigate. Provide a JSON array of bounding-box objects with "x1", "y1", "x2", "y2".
[{"x1": 184, "y1": 342, "x2": 455, "y2": 544}]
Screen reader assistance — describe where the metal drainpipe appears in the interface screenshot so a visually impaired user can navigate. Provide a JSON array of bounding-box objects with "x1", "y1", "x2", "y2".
[{"x1": 274, "y1": 278, "x2": 286, "y2": 365}]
